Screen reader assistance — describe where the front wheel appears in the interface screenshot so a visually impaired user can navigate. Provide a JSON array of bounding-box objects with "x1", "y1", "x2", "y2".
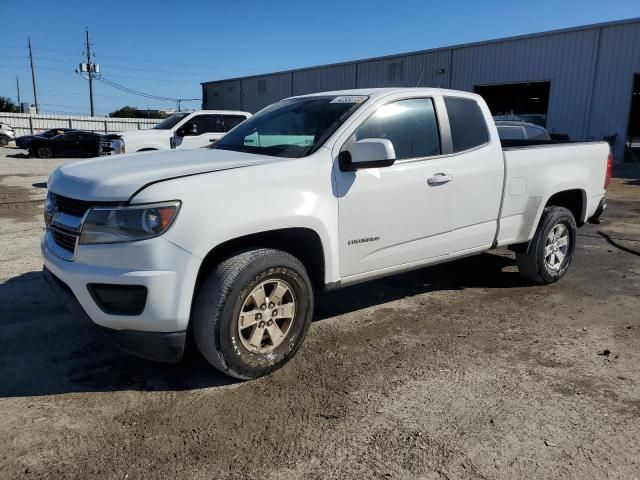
[
  {"x1": 36, "y1": 147, "x2": 53, "y2": 159},
  {"x1": 516, "y1": 206, "x2": 577, "y2": 284},
  {"x1": 0, "y1": 135, "x2": 9, "y2": 147},
  {"x1": 193, "y1": 248, "x2": 313, "y2": 379}
]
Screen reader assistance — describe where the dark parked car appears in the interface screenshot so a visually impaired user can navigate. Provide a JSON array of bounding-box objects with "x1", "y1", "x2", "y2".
[
  {"x1": 28, "y1": 131, "x2": 123, "y2": 159},
  {"x1": 15, "y1": 128, "x2": 77, "y2": 150}
]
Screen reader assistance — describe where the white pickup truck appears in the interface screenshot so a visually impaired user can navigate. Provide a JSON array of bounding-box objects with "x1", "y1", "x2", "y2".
[
  {"x1": 42, "y1": 88, "x2": 612, "y2": 379},
  {"x1": 116, "y1": 110, "x2": 250, "y2": 152}
]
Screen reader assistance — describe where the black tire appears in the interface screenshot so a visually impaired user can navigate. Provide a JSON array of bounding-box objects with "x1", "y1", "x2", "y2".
[
  {"x1": 516, "y1": 206, "x2": 577, "y2": 284},
  {"x1": 36, "y1": 147, "x2": 53, "y2": 159},
  {"x1": 0, "y1": 135, "x2": 9, "y2": 147},
  {"x1": 193, "y1": 248, "x2": 314, "y2": 379}
]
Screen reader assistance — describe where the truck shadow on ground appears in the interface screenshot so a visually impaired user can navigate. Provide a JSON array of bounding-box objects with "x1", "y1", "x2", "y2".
[{"x1": 0, "y1": 252, "x2": 524, "y2": 398}]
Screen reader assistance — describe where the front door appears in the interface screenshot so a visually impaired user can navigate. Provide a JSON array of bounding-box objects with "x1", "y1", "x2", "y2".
[
  {"x1": 55, "y1": 133, "x2": 81, "y2": 156},
  {"x1": 335, "y1": 97, "x2": 456, "y2": 278},
  {"x1": 177, "y1": 114, "x2": 222, "y2": 149}
]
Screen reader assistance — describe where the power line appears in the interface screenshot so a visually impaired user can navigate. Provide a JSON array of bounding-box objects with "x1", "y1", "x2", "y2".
[{"x1": 93, "y1": 76, "x2": 199, "y2": 111}]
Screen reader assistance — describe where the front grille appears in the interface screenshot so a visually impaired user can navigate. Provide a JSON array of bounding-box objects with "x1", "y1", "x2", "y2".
[
  {"x1": 47, "y1": 194, "x2": 123, "y2": 259},
  {"x1": 51, "y1": 227, "x2": 77, "y2": 253},
  {"x1": 52, "y1": 194, "x2": 96, "y2": 217}
]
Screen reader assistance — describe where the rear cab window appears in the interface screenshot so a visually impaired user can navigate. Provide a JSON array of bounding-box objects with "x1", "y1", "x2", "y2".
[
  {"x1": 497, "y1": 126, "x2": 525, "y2": 140},
  {"x1": 444, "y1": 97, "x2": 489, "y2": 152}
]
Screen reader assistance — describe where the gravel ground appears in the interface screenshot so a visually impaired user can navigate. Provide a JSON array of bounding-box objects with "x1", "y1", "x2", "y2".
[{"x1": 1, "y1": 145, "x2": 639, "y2": 480}]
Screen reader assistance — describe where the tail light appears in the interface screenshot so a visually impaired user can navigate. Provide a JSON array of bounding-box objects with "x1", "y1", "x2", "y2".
[{"x1": 604, "y1": 152, "x2": 613, "y2": 190}]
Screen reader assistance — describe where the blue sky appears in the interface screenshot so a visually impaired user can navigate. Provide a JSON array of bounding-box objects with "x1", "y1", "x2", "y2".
[{"x1": 1, "y1": 0, "x2": 639, "y2": 116}]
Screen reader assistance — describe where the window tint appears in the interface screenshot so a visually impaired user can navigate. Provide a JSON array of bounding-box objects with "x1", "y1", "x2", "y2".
[
  {"x1": 214, "y1": 96, "x2": 367, "y2": 158},
  {"x1": 222, "y1": 115, "x2": 246, "y2": 131},
  {"x1": 524, "y1": 125, "x2": 550, "y2": 140},
  {"x1": 497, "y1": 126, "x2": 525, "y2": 140},
  {"x1": 353, "y1": 98, "x2": 440, "y2": 160},
  {"x1": 444, "y1": 97, "x2": 489, "y2": 152},
  {"x1": 190, "y1": 115, "x2": 217, "y2": 134}
]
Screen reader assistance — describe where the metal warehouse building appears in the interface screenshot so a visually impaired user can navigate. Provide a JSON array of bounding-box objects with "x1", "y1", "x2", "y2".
[{"x1": 202, "y1": 18, "x2": 640, "y2": 162}]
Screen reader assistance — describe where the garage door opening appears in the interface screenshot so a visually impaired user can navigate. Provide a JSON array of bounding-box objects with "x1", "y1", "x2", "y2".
[
  {"x1": 626, "y1": 74, "x2": 640, "y2": 161},
  {"x1": 474, "y1": 81, "x2": 551, "y2": 127}
]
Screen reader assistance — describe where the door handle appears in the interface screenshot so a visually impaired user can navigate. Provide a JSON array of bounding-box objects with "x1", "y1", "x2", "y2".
[{"x1": 427, "y1": 173, "x2": 454, "y2": 186}]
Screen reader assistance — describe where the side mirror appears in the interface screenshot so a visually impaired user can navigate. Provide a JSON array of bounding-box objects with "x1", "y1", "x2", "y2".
[
  {"x1": 177, "y1": 123, "x2": 197, "y2": 137},
  {"x1": 340, "y1": 138, "x2": 396, "y2": 171}
]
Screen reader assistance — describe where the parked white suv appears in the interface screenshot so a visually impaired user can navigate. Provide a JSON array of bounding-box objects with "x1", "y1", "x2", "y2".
[
  {"x1": 0, "y1": 123, "x2": 16, "y2": 146},
  {"x1": 43, "y1": 88, "x2": 611, "y2": 379},
  {"x1": 116, "y1": 110, "x2": 251, "y2": 152}
]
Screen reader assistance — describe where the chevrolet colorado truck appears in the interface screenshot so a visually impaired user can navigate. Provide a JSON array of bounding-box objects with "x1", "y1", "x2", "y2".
[
  {"x1": 116, "y1": 110, "x2": 251, "y2": 153},
  {"x1": 42, "y1": 88, "x2": 612, "y2": 379}
]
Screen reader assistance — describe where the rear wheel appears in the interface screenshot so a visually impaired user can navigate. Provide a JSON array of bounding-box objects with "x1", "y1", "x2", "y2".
[
  {"x1": 193, "y1": 248, "x2": 313, "y2": 379},
  {"x1": 0, "y1": 135, "x2": 9, "y2": 147},
  {"x1": 36, "y1": 147, "x2": 53, "y2": 159},
  {"x1": 516, "y1": 206, "x2": 577, "y2": 284}
]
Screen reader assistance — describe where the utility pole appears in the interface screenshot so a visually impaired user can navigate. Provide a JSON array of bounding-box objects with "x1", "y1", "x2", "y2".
[
  {"x1": 16, "y1": 76, "x2": 21, "y2": 107},
  {"x1": 86, "y1": 30, "x2": 95, "y2": 117},
  {"x1": 28, "y1": 38, "x2": 39, "y2": 113}
]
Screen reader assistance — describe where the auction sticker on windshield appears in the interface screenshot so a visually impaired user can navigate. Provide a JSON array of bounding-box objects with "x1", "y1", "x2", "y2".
[{"x1": 330, "y1": 96, "x2": 368, "y2": 104}]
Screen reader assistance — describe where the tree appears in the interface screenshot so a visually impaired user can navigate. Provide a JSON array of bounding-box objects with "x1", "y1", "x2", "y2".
[
  {"x1": 0, "y1": 96, "x2": 19, "y2": 113},
  {"x1": 109, "y1": 106, "x2": 139, "y2": 118}
]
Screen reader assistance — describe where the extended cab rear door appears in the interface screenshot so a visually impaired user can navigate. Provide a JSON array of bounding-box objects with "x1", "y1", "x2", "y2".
[
  {"x1": 334, "y1": 94, "x2": 457, "y2": 278},
  {"x1": 441, "y1": 96, "x2": 504, "y2": 253}
]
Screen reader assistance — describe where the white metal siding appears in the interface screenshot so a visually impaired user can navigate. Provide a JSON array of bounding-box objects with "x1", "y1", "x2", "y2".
[
  {"x1": 202, "y1": 80, "x2": 243, "y2": 111},
  {"x1": 0, "y1": 112, "x2": 159, "y2": 136},
  {"x1": 451, "y1": 28, "x2": 598, "y2": 141},
  {"x1": 357, "y1": 51, "x2": 451, "y2": 89},
  {"x1": 241, "y1": 73, "x2": 292, "y2": 113},
  {"x1": 292, "y1": 64, "x2": 357, "y2": 95},
  {"x1": 588, "y1": 22, "x2": 640, "y2": 158}
]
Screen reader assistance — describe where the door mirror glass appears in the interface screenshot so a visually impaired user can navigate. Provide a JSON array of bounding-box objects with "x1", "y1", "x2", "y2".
[{"x1": 342, "y1": 138, "x2": 396, "y2": 170}]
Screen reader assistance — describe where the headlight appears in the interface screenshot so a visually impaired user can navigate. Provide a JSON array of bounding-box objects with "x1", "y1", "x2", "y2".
[
  {"x1": 79, "y1": 201, "x2": 180, "y2": 245},
  {"x1": 112, "y1": 138, "x2": 125, "y2": 154}
]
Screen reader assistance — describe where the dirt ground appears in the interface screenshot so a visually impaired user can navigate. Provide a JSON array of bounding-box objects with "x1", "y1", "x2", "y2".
[{"x1": 1, "y1": 145, "x2": 639, "y2": 480}]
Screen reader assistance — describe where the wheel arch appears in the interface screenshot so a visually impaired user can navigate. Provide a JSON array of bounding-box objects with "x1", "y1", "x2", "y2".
[
  {"x1": 193, "y1": 227, "x2": 326, "y2": 297},
  {"x1": 544, "y1": 188, "x2": 586, "y2": 225},
  {"x1": 510, "y1": 188, "x2": 585, "y2": 254}
]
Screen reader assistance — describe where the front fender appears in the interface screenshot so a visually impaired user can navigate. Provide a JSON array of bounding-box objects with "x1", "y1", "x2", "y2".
[{"x1": 130, "y1": 152, "x2": 340, "y2": 285}]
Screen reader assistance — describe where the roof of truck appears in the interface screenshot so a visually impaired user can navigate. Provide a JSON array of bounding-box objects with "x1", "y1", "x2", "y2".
[{"x1": 292, "y1": 87, "x2": 481, "y2": 100}]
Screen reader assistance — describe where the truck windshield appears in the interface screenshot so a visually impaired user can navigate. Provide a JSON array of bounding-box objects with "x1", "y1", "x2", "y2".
[
  {"x1": 153, "y1": 113, "x2": 189, "y2": 130},
  {"x1": 213, "y1": 95, "x2": 368, "y2": 158}
]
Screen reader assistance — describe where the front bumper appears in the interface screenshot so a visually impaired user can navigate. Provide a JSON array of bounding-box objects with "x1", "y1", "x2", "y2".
[
  {"x1": 44, "y1": 266, "x2": 186, "y2": 362},
  {"x1": 41, "y1": 235, "x2": 202, "y2": 362}
]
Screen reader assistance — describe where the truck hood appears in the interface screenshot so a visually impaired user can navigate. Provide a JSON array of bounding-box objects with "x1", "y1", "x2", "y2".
[{"x1": 48, "y1": 148, "x2": 277, "y2": 201}]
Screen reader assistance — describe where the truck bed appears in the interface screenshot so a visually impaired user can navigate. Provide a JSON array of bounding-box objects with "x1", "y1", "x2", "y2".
[{"x1": 496, "y1": 141, "x2": 610, "y2": 247}]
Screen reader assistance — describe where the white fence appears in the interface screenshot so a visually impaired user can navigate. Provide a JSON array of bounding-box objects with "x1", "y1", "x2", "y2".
[{"x1": 0, "y1": 112, "x2": 160, "y2": 136}]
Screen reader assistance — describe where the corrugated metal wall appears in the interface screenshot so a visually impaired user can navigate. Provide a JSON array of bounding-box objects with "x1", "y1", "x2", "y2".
[
  {"x1": 588, "y1": 21, "x2": 640, "y2": 157},
  {"x1": 450, "y1": 28, "x2": 598, "y2": 141},
  {"x1": 292, "y1": 63, "x2": 357, "y2": 96},
  {"x1": 202, "y1": 19, "x2": 640, "y2": 160}
]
